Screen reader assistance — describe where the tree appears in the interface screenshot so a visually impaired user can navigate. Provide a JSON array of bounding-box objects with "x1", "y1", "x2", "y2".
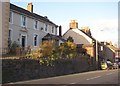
[
  {"x1": 59, "y1": 41, "x2": 77, "y2": 59},
  {"x1": 67, "y1": 36, "x2": 74, "y2": 42},
  {"x1": 40, "y1": 41, "x2": 54, "y2": 58}
]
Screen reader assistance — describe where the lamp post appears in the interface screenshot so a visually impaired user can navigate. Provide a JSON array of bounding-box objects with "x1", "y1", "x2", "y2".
[
  {"x1": 96, "y1": 40, "x2": 98, "y2": 70},
  {"x1": 95, "y1": 30, "x2": 104, "y2": 70},
  {"x1": 92, "y1": 40, "x2": 98, "y2": 70},
  {"x1": 96, "y1": 40, "x2": 98, "y2": 62}
]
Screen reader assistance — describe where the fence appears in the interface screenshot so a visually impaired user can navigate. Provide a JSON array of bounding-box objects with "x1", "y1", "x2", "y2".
[{"x1": 1, "y1": 47, "x2": 31, "y2": 57}]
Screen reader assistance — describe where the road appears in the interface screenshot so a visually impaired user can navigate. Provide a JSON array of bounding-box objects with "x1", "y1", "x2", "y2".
[{"x1": 5, "y1": 69, "x2": 119, "y2": 85}]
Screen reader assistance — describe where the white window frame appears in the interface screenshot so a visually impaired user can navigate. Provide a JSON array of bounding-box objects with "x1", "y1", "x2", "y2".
[
  {"x1": 55, "y1": 27, "x2": 57, "y2": 35},
  {"x1": 52, "y1": 26, "x2": 54, "y2": 34},
  {"x1": 33, "y1": 33, "x2": 39, "y2": 46},
  {"x1": 8, "y1": 28, "x2": 13, "y2": 41},
  {"x1": 34, "y1": 20, "x2": 39, "y2": 30},
  {"x1": 20, "y1": 34, "x2": 27, "y2": 47},
  {"x1": 44, "y1": 24, "x2": 48, "y2": 32},
  {"x1": 21, "y1": 15, "x2": 27, "y2": 27},
  {"x1": 9, "y1": 11, "x2": 13, "y2": 24}
]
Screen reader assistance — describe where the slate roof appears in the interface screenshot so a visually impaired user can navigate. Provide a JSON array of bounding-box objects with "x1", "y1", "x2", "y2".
[
  {"x1": 107, "y1": 45, "x2": 119, "y2": 52},
  {"x1": 10, "y1": 3, "x2": 58, "y2": 27},
  {"x1": 79, "y1": 29, "x2": 96, "y2": 41},
  {"x1": 63, "y1": 28, "x2": 96, "y2": 42},
  {"x1": 42, "y1": 33, "x2": 66, "y2": 42}
]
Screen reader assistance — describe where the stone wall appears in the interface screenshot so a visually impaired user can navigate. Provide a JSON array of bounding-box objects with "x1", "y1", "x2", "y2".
[{"x1": 2, "y1": 57, "x2": 96, "y2": 84}]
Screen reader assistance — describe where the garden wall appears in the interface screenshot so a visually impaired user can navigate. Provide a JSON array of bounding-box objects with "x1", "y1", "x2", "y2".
[{"x1": 2, "y1": 57, "x2": 96, "y2": 84}]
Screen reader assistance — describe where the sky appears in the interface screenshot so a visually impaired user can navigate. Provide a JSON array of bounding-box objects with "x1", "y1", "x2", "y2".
[{"x1": 10, "y1": 0, "x2": 118, "y2": 46}]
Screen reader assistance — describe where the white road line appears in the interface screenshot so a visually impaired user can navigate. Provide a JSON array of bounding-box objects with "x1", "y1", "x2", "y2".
[
  {"x1": 106, "y1": 73, "x2": 113, "y2": 75},
  {"x1": 86, "y1": 76, "x2": 101, "y2": 80},
  {"x1": 9, "y1": 82, "x2": 14, "y2": 84},
  {"x1": 70, "y1": 82, "x2": 76, "y2": 84}
]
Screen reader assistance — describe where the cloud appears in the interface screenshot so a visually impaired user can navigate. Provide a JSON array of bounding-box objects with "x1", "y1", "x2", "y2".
[
  {"x1": 90, "y1": 19, "x2": 118, "y2": 43},
  {"x1": 59, "y1": 19, "x2": 118, "y2": 46}
]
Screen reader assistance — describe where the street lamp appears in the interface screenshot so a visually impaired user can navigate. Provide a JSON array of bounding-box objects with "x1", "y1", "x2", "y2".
[
  {"x1": 96, "y1": 40, "x2": 98, "y2": 62},
  {"x1": 95, "y1": 40, "x2": 98, "y2": 70},
  {"x1": 92, "y1": 40, "x2": 98, "y2": 69}
]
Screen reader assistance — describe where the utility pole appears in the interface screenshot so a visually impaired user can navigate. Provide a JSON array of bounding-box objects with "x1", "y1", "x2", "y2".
[
  {"x1": 96, "y1": 40, "x2": 98, "y2": 69},
  {"x1": 96, "y1": 40, "x2": 98, "y2": 62}
]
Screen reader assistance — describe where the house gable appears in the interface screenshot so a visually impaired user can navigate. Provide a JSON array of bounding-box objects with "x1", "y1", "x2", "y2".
[{"x1": 63, "y1": 29, "x2": 93, "y2": 45}]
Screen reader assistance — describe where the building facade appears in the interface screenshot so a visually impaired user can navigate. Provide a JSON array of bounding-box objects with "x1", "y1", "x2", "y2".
[
  {"x1": 100, "y1": 42, "x2": 120, "y2": 62},
  {"x1": 9, "y1": 3, "x2": 58, "y2": 49},
  {"x1": 63, "y1": 20, "x2": 96, "y2": 58}
]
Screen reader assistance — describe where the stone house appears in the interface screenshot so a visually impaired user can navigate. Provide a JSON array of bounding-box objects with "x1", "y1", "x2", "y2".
[
  {"x1": 63, "y1": 20, "x2": 96, "y2": 58},
  {"x1": 9, "y1": 3, "x2": 60, "y2": 50},
  {"x1": 100, "y1": 42, "x2": 120, "y2": 62}
]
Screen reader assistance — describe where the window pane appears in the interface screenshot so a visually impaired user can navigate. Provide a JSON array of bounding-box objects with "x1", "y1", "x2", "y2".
[
  {"x1": 35, "y1": 21, "x2": 37, "y2": 29},
  {"x1": 52, "y1": 26, "x2": 54, "y2": 33},
  {"x1": 22, "y1": 16, "x2": 26, "y2": 26},
  {"x1": 9, "y1": 12, "x2": 12, "y2": 23},
  {"x1": 9, "y1": 30, "x2": 11, "y2": 39},
  {"x1": 45, "y1": 24, "x2": 47, "y2": 31},
  {"x1": 34, "y1": 35, "x2": 38, "y2": 46}
]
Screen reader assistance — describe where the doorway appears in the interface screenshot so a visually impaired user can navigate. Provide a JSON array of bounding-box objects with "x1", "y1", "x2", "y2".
[{"x1": 20, "y1": 35, "x2": 27, "y2": 48}]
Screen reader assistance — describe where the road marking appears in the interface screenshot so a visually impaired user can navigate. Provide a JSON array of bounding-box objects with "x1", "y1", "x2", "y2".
[
  {"x1": 9, "y1": 82, "x2": 14, "y2": 84},
  {"x1": 86, "y1": 76, "x2": 101, "y2": 80},
  {"x1": 106, "y1": 73, "x2": 112, "y2": 75},
  {"x1": 70, "y1": 82, "x2": 76, "y2": 84}
]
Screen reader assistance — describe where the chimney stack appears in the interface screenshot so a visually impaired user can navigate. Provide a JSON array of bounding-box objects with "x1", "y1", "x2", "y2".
[
  {"x1": 81, "y1": 26, "x2": 91, "y2": 36},
  {"x1": 69, "y1": 20, "x2": 78, "y2": 29},
  {"x1": 59, "y1": 25, "x2": 62, "y2": 37},
  {"x1": 27, "y1": 2, "x2": 33, "y2": 13},
  {"x1": 109, "y1": 41, "x2": 112, "y2": 45}
]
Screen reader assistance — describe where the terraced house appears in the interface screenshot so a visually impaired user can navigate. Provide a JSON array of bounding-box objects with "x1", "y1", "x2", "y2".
[{"x1": 9, "y1": 3, "x2": 60, "y2": 50}]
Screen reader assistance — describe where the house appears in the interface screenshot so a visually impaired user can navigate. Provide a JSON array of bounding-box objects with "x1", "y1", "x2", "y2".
[
  {"x1": 0, "y1": 2, "x2": 10, "y2": 54},
  {"x1": 42, "y1": 25, "x2": 65, "y2": 46},
  {"x1": 42, "y1": 34, "x2": 66, "y2": 47},
  {"x1": 63, "y1": 20, "x2": 96, "y2": 58},
  {"x1": 115, "y1": 49, "x2": 120, "y2": 62},
  {"x1": 100, "y1": 42, "x2": 120, "y2": 62},
  {"x1": 8, "y1": 2, "x2": 60, "y2": 50}
]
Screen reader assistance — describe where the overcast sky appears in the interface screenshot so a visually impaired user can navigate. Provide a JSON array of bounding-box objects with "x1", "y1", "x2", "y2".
[{"x1": 11, "y1": 1, "x2": 118, "y2": 46}]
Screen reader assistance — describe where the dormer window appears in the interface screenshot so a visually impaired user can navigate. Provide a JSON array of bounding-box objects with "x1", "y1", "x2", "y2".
[{"x1": 21, "y1": 15, "x2": 26, "y2": 27}]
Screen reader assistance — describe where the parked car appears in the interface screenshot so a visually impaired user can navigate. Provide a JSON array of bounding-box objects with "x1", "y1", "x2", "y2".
[
  {"x1": 118, "y1": 62, "x2": 120, "y2": 68},
  {"x1": 106, "y1": 61, "x2": 113, "y2": 70},
  {"x1": 112, "y1": 63, "x2": 118, "y2": 69},
  {"x1": 101, "y1": 62, "x2": 107, "y2": 70}
]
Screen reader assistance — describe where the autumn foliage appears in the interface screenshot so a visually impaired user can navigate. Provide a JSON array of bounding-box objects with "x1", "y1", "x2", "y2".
[{"x1": 26, "y1": 37, "x2": 77, "y2": 66}]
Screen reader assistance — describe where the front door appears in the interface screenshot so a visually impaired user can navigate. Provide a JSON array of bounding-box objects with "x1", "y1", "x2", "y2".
[{"x1": 21, "y1": 36, "x2": 26, "y2": 47}]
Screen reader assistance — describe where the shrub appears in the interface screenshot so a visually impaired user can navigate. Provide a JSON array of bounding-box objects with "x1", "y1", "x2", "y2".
[{"x1": 8, "y1": 41, "x2": 20, "y2": 55}]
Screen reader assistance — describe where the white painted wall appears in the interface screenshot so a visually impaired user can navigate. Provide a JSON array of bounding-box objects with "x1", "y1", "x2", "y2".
[
  {"x1": 9, "y1": 10, "x2": 58, "y2": 48},
  {"x1": 63, "y1": 29, "x2": 93, "y2": 45}
]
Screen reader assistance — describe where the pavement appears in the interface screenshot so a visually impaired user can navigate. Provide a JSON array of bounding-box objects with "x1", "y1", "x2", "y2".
[{"x1": 3, "y1": 69, "x2": 119, "y2": 86}]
